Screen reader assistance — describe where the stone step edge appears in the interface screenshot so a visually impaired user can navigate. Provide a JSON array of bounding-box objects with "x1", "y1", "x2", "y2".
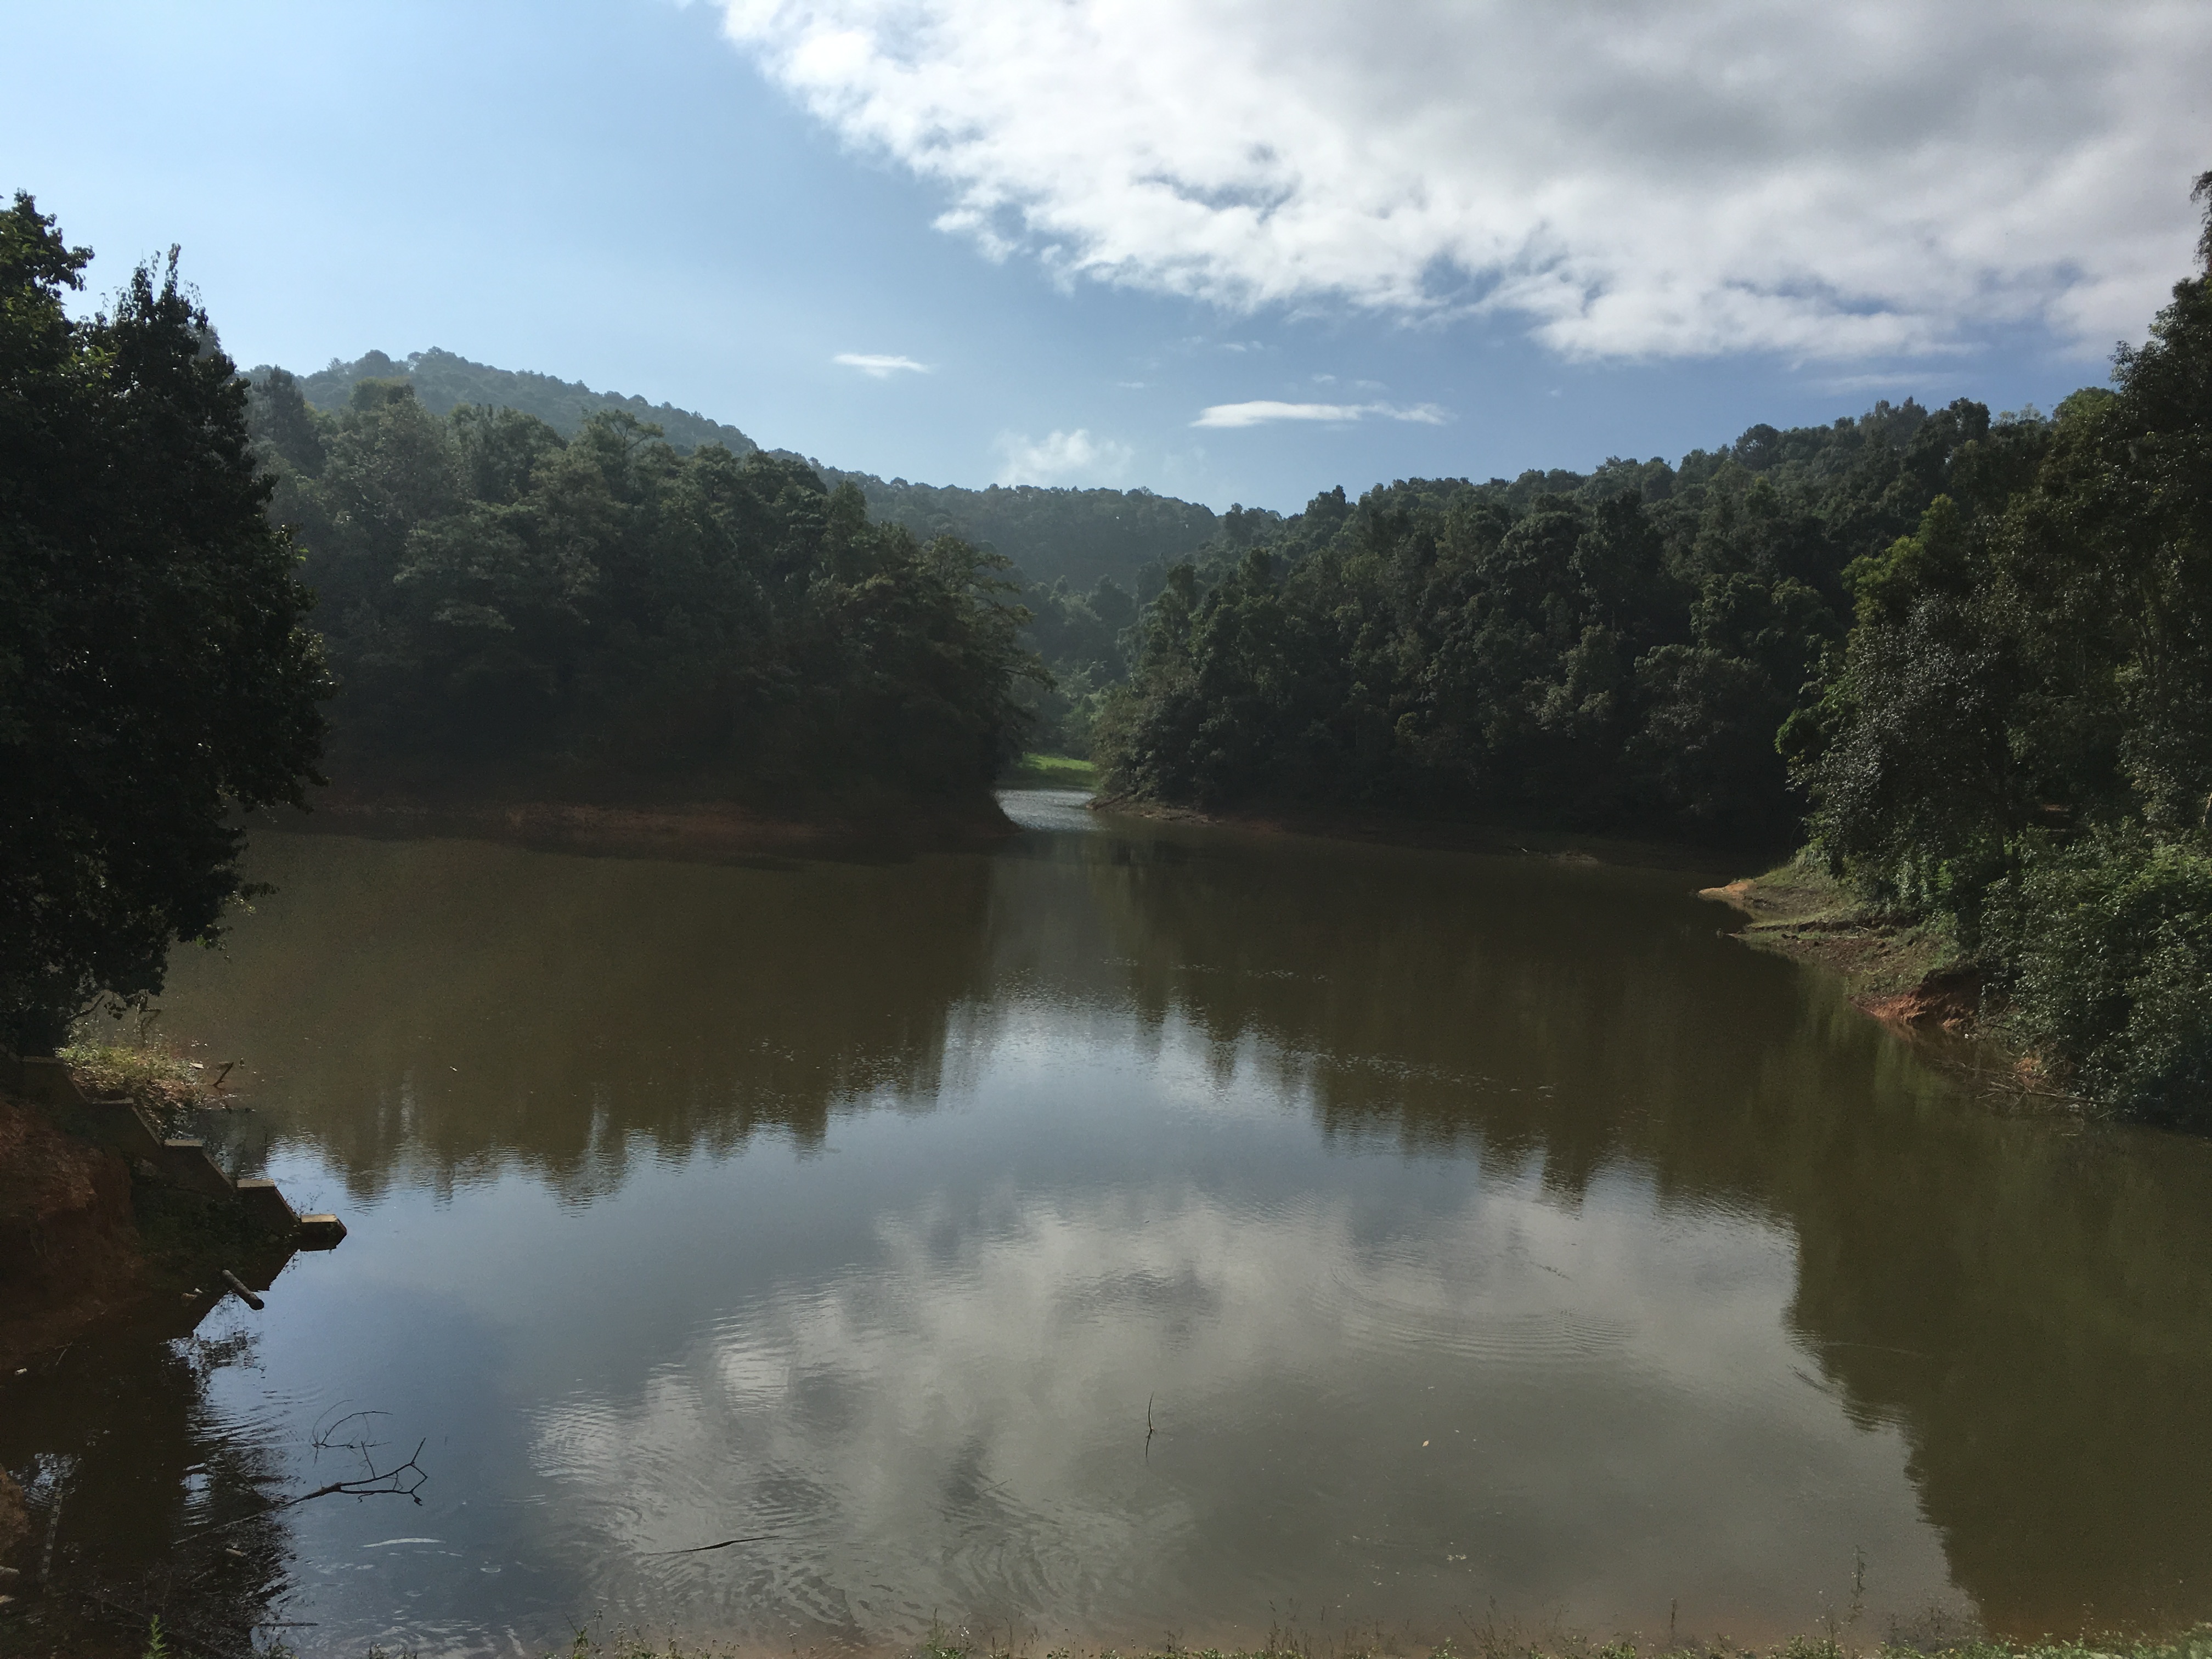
[{"x1": 3, "y1": 1054, "x2": 346, "y2": 1250}]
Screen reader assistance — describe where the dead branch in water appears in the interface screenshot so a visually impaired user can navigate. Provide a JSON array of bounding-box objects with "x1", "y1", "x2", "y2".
[{"x1": 185, "y1": 1436, "x2": 427, "y2": 1540}]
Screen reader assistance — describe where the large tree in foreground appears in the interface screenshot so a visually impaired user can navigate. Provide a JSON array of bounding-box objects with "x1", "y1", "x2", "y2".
[{"x1": 1, "y1": 195, "x2": 328, "y2": 1054}]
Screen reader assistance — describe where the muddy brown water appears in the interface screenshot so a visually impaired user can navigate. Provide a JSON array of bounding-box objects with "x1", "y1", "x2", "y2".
[{"x1": 6, "y1": 788, "x2": 2211, "y2": 1657}]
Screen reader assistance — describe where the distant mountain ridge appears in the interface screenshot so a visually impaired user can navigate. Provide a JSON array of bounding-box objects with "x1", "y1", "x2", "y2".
[
  {"x1": 284, "y1": 348, "x2": 764, "y2": 457},
  {"x1": 266, "y1": 348, "x2": 1222, "y2": 591},
  {"x1": 815, "y1": 472, "x2": 1218, "y2": 592}
]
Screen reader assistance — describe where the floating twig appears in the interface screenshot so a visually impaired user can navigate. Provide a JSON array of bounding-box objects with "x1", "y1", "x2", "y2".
[{"x1": 642, "y1": 1533, "x2": 780, "y2": 1557}]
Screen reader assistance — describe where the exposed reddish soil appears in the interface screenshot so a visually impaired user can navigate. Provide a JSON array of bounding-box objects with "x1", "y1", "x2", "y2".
[
  {"x1": 0, "y1": 1092, "x2": 149, "y2": 1378},
  {"x1": 1859, "y1": 967, "x2": 1985, "y2": 1033}
]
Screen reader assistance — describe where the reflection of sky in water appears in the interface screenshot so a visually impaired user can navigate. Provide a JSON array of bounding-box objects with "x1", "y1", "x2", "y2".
[
  {"x1": 996, "y1": 785, "x2": 1102, "y2": 833},
  {"x1": 137, "y1": 812, "x2": 2212, "y2": 1656},
  {"x1": 208, "y1": 1008, "x2": 1954, "y2": 1657}
]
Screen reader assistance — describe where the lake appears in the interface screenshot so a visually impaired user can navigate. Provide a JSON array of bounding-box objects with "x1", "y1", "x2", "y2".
[{"x1": 10, "y1": 788, "x2": 2212, "y2": 1657}]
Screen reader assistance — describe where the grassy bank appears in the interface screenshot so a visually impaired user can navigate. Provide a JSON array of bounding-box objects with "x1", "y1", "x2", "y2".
[
  {"x1": 1001, "y1": 753, "x2": 1101, "y2": 789},
  {"x1": 1699, "y1": 857, "x2": 1979, "y2": 1027},
  {"x1": 57, "y1": 1036, "x2": 229, "y2": 1136}
]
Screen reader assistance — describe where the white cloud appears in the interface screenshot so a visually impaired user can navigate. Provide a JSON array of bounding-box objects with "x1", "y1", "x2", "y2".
[
  {"x1": 995, "y1": 427, "x2": 1136, "y2": 485},
  {"x1": 833, "y1": 351, "x2": 929, "y2": 377},
  {"x1": 1193, "y1": 399, "x2": 1448, "y2": 430},
  {"x1": 719, "y1": 1, "x2": 2212, "y2": 359}
]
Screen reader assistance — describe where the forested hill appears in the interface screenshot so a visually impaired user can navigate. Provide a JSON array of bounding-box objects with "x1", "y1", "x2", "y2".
[
  {"x1": 823, "y1": 474, "x2": 1218, "y2": 591},
  {"x1": 1094, "y1": 391, "x2": 2001, "y2": 842},
  {"x1": 267, "y1": 351, "x2": 1220, "y2": 591},
  {"x1": 283, "y1": 348, "x2": 763, "y2": 457},
  {"x1": 1096, "y1": 200, "x2": 2212, "y2": 1128},
  {"x1": 244, "y1": 370, "x2": 1036, "y2": 810}
]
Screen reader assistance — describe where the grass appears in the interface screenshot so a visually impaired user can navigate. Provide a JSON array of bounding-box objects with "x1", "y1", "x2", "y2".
[
  {"x1": 59, "y1": 1032, "x2": 229, "y2": 1138},
  {"x1": 1001, "y1": 752, "x2": 1101, "y2": 789},
  {"x1": 1706, "y1": 853, "x2": 1970, "y2": 1006}
]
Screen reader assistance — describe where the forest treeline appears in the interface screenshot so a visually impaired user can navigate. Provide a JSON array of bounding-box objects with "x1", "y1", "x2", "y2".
[
  {"x1": 259, "y1": 352, "x2": 1220, "y2": 782},
  {"x1": 1093, "y1": 183, "x2": 2212, "y2": 1126},
  {"x1": 830, "y1": 475, "x2": 1218, "y2": 591},
  {"x1": 293, "y1": 348, "x2": 764, "y2": 457},
  {"x1": 287, "y1": 348, "x2": 1223, "y2": 591},
  {"x1": 1093, "y1": 398, "x2": 1967, "y2": 842},
  {"x1": 247, "y1": 369, "x2": 1036, "y2": 804}
]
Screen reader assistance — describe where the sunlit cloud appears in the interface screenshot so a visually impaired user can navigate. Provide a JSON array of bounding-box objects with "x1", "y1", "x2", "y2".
[
  {"x1": 720, "y1": 1, "x2": 2211, "y2": 360},
  {"x1": 1193, "y1": 399, "x2": 1448, "y2": 430},
  {"x1": 995, "y1": 427, "x2": 1135, "y2": 484},
  {"x1": 833, "y1": 352, "x2": 929, "y2": 377}
]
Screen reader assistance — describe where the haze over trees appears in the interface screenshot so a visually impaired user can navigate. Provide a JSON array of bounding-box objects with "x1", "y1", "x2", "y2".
[
  {"x1": 294, "y1": 348, "x2": 764, "y2": 457},
  {"x1": 286, "y1": 351, "x2": 1221, "y2": 594},
  {"x1": 248, "y1": 369, "x2": 1036, "y2": 804}
]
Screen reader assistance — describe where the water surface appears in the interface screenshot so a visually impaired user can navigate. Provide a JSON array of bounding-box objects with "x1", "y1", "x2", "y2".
[{"x1": 10, "y1": 789, "x2": 2211, "y2": 1656}]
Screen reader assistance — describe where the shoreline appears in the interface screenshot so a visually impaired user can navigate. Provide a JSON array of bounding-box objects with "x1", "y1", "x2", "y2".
[
  {"x1": 272, "y1": 785, "x2": 1019, "y2": 863},
  {"x1": 369, "y1": 1622, "x2": 2212, "y2": 1659},
  {"x1": 1692, "y1": 862, "x2": 2085, "y2": 1110},
  {"x1": 1080, "y1": 794, "x2": 2043, "y2": 1093},
  {"x1": 1695, "y1": 862, "x2": 1982, "y2": 1032},
  {"x1": 1086, "y1": 792, "x2": 1763, "y2": 876}
]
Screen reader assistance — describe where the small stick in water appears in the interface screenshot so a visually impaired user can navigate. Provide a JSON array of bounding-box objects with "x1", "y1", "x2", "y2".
[
  {"x1": 222, "y1": 1269, "x2": 265, "y2": 1311},
  {"x1": 642, "y1": 1534, "x2": 779, "y2": 1557}
]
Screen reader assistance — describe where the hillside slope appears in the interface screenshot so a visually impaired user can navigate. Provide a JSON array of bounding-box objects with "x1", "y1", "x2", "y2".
[{"x1": 266, "y1": 349, "x2": 1220, "y2": 591}]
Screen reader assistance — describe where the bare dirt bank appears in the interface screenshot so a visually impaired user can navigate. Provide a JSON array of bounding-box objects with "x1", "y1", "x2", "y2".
[{"x1": 0, "y1": 1088, "x2": 145, "y2": 1380}]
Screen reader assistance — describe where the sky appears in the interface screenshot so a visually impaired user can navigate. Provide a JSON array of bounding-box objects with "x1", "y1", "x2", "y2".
[{"x1": 7, "y1": 0, "x2": 2209, "y2": 511}]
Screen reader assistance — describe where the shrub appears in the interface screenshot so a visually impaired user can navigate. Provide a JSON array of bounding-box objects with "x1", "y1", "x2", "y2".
[{"x1": 1984, "y1": 834, "x2": 2212, "y2": 1125}]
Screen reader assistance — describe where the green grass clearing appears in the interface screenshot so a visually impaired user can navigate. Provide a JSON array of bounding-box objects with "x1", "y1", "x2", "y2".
[{"x1": 1001, "y1": 753, "x2": 1099, "y2": 789}]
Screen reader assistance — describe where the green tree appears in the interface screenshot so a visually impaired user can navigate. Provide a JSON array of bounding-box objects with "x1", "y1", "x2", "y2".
[{"x1": 1, "y1": 196, "x2": 329, "y2": 1053}]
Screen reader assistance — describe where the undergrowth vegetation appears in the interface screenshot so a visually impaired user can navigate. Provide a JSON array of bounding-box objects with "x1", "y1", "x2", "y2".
[{"x1": 58, "y1": 1034, "x2": 226, "y2": 1137}]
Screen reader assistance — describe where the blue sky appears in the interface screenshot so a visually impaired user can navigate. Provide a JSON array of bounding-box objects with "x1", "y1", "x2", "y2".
[{"x1": 8, "y1": 0, "x2": 2207, "y2": 511}]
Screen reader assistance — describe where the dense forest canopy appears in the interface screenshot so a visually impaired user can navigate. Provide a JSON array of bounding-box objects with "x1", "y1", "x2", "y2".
[
  {"x1": 1091, "y1": 394, "x2": 1995, "y2": 843},
  {"x1": 248, "y1": 369, "x2": 1036, "y2": 805}
]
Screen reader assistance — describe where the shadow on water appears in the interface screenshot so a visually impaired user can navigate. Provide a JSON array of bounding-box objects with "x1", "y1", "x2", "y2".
[
  {"x1": 14, "y1": 795, "x2": 2210, "y2": 1647},
  {"x1": 165, "y1": 833, "x2": 1002, "y2": 1203},
  {"x1": 1, "y1": 1304, "x2": 301, "y2": 1657}
]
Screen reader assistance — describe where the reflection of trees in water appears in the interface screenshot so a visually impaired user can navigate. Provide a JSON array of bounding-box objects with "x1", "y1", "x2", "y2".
[
  {"x1": 1073, "y1": 824, "x2": 2212, "y2": 1637},
  {"x1": 1, "y1": 1310, "x2": 297, "y2": 1656},
  {"x1": 162, "y1": 825, "x2": 2212, "y2": 1634},
  {"x1": 176, "y1": 835, "x2": 999, "y2": 1202},
  {"x1": 1780, "y1": 1107, "x2": 2212, "y2": 1635}
]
